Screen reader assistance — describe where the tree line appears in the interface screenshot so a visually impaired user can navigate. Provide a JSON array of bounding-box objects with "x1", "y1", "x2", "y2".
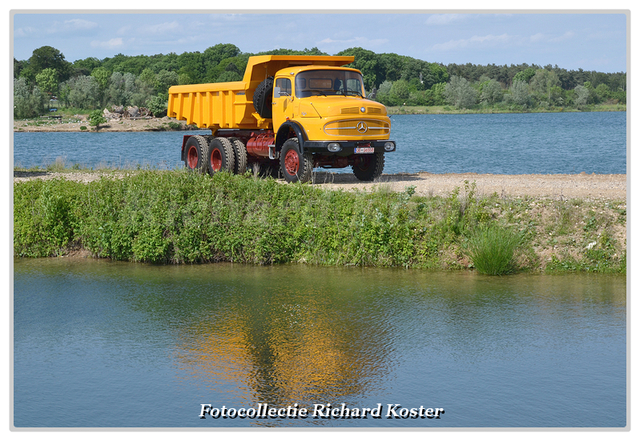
[{"x1": 13, "y1": 44, "x2": 626, "y2": 119}]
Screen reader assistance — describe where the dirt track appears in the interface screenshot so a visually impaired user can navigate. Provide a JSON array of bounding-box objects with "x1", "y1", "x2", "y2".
[
  {"x1": 14, "y1": 169, "x2": 626, "y2": 201},
  {"x1": 312, "y1": 171, "x2": 627, "y2": 201}
]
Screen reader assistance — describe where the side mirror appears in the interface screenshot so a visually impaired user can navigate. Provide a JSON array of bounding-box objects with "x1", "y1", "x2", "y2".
[{"x1": 274, "y1": 87, "x2": 290, "y2": 98}]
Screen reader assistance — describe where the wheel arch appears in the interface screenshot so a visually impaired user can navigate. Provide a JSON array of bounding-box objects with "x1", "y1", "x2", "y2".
[{"x1": 275, "y1": 121, "x2": 308, "y2": 153}]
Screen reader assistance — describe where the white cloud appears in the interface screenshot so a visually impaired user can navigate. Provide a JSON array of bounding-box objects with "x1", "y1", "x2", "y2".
[
  {"x1": 141, "y1": 21, "x2": 181, "y2": 35},
  {"x1": 431, "y1": 34, "x2": 512, "y2": 51},
  {"x1": 62, "y1": 19, "x2": 98, "y2": 31},
  {"x1": 90, "y1": 38, "x2": 124, "y2": 50},
  {"x1": 529, "y1": 31, "x2": 575, "y2": 43},
  {"x1": 425, "y1": 14, "x2": 466, "y2": 26},
  {"x1": 550, "y1": 31, "x2": 575, "y2": 42},
  {"x1": 318, "y1": 36, "x2": 388, "y2": 47},
  {"x1": 15, "y1": 18, "x2": 98, "y2": 38}
]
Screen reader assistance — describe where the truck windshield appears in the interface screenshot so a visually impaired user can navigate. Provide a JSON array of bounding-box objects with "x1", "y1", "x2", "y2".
[{"x1": 295, "y1": 70, "x2": 365, "y2": 98}]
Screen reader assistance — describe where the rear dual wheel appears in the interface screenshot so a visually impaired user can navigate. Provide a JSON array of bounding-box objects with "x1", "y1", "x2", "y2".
[
  {"x1": 206, "y1": 138, "x2": 235, "y2": 174},
  {"x1": 228, "y1": 137, "x2": 248, "y2": 175},
  {"x1": 184, "y1": 135, "x2": 209, "y2": 173},
  {"x1": 184, "y1": 135, "x2": 239, "y2": 175}
]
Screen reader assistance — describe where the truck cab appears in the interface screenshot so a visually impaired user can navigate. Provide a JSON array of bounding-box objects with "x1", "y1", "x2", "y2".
[{"x1": 268, "y1": 64, "x2": 395, "y2": 182}]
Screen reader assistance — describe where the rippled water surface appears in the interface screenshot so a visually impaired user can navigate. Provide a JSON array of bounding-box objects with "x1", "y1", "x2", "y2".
[
  {"x1": 13, "y1": 259, "x2": 626, "y2": 428},
  {"x1": 13, "y1": 112, "x2": 626, "y2": 175}
]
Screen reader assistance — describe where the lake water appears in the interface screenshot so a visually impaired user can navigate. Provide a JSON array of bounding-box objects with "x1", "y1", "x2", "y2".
[
  {"x1": 13, "y1": 259, "x2": 627, "y2": 428},
  {"x1": 13, "y1": 112, "x2": 626, "y2": 175}
]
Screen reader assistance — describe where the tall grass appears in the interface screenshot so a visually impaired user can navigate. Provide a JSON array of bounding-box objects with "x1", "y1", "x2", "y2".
[{"x1": 464, "y1": 224, "x2": 523, "y2": 275}]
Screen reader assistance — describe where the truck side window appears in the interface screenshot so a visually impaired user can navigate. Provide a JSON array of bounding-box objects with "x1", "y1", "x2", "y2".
[{"x1": 275, "y1": 78, "x2": 291, "y2": 97}]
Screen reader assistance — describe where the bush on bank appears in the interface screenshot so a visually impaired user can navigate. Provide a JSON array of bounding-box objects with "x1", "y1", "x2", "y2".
[{"x1": 13, "y1": 170, "x2": 626, "y2": 274}]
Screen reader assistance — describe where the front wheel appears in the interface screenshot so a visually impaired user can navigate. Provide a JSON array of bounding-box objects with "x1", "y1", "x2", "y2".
[
  {"x1": 352, "y1": 152, "x2": 385, "y2": 181},
  {"x1": 280, "y1": 138, "x2": 313, "y2": 183}
]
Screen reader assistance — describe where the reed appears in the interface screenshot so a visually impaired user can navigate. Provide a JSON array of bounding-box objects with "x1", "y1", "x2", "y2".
[{"x1": 464, "y1": 224, "x2": 523, "y2": 275}]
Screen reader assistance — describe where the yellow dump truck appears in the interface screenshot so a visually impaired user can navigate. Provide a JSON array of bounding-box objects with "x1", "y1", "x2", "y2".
[{"x1": 167, "y1": 55, "x2": 395, "y2": 183}]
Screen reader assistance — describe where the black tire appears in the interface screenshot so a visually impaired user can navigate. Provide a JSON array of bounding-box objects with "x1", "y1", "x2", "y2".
[
  {"x1": 280, "y1": 138, "x2": 313, "y2": 183},
  {"x1": 229, "y1": 137, "x2": 248, "y2": 175},
  {"x1": 206, "y1": 137, "x2": 236, "y2": 175},
  {"x1": 184, "y1": 135, "x2": 209, "y2": 174},
  {"x1": 253, "y1": 77, "x2": 273, "y2": 119},
  {"x1": 352, "y1": 152, "x2": 385, "y2": 181}
]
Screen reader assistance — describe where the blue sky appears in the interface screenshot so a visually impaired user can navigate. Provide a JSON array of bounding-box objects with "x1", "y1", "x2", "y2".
[{"x1": 11, "y1": 10, "x2": 628, "y2": 73}]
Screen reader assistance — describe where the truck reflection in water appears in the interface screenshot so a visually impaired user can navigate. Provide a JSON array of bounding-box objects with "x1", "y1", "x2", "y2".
[{"x1": 173, "y1": 286, "x2": 394, "y2": 415}]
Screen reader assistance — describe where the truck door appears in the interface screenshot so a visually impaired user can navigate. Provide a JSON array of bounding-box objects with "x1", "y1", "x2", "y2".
[{"x1": 272, "y1": 76, "x2": 294, "y2": 132}]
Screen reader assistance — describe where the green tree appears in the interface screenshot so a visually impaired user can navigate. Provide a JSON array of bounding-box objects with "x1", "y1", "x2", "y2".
[
  {"x1": 595, "y1": 83, "x2": 611, "y2": 102},
  {"x1": 107, "y1": 72, "x2": 138, "y2": 106},
  {"x1": 375, "y1": 80, "x2": 393, "y2": 105},
  {"x1": 479, "y1": 78, "x2": 503, "y2": 105},
  {"x1": 574, "y1": 85, "x2": 589, "y2": 106},
  {"x1": 389, "y1": 79, "x2": 411, "y2": 105},
  {"x1": 430, "y1": 83, "x2": 447, "y2": 106},
  {"x1": 203, "y1": 43, "x2": 242, "y2": 66},
  {"x1": 507, "y1": 80, "x2": 532, "y2": 107},
  {"x1": 146, "y1": 95, "x2": 168, "y2": 117},
  {"x1": 512, "y1": 67, "x2": 536, "y2": 85},
  {"x1": 138, "y1": 68, "x2": 156, "y2": 89},
  {"x1": 424, "y1": 63, "x2": 449, "y2": 89},
  {"x1": 14, "y1": 78, "x2": 46, "y2": 118},
  {"x1": 35, "y1": 68, "x2": 59, "y2": 96},
  {"x1": 73, "y1": 57, "x2": 102, "y2": 76},
  {"x1": 65, "y1": 75, "x2": 101, "y2": 109},
  {"x1": 549, "y1": 85, "x2": 565, "y2": 106},
  {"x1": 444, "y1": 75, "x2": 477, "y2": 109},
  {"x1": 177, "y1": 52, "x2": 206, "y2": 84},
  {"x1": 88, "y1": 109, "x2": 107, "y2": 131},
  {"x1": 91, "y1": 67, "x2": 111, "y2": 90},
  {"x1": 154, "y1": 70, "x2": 179, "y2": 97},
  {"x1": 530, "y1": 69, "x2": 560, "y2": 101},
  {"x1": 216, "y1": 71, "x2": 242, "y2": 82},
  {"x1": 27, "y1": 46, "x2": 72, "y2": 82}
]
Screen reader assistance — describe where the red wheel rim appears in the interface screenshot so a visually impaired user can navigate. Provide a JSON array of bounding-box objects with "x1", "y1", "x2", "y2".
[
  {"x1": 284, "y1": 149, "x2": 300, "y2": 175},
  {"x1": 187, "y1": 146, "x2": 199, "y2": 169},
  {"x1": 210, "y1": 148, "x2": 222, "y2": 171}
]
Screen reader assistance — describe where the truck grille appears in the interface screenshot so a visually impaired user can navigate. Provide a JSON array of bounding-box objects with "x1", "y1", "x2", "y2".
[{"x1": 323, "y1": 119, "x2": 390, "y2": 137}]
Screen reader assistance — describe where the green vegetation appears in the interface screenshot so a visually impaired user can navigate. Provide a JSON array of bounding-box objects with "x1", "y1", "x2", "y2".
[
  {"x1": 14, "y1": 44, "x2": 626, "y2": 119},
  {"x1": 13, "y1": 170, "x2": 626, "y2": 275},
  {"x1": 463, "y1": 224, "x2": 523, "y2": 275},
  {"x1": 88, "y1": 109, "x2": 107, "y2": 131}
]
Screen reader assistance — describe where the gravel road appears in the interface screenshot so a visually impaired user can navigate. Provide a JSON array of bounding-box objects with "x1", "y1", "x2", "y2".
[
  {"x1": 311, "y1": 171, "x2": 627, "y2": 201},
  {"x1": 14, "y1": 170, "x2": 627, "y2": 201}
]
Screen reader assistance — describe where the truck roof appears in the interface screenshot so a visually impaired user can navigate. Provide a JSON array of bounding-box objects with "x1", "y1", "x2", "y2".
[{"x1": 243, "y1": 55, "x2": 355, "y2": 84}]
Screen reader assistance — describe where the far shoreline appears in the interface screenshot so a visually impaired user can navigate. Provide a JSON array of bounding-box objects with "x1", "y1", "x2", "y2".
[
  {"x1": 13, "y1": 104, "x2": 626, "y2": 133},
  {"x1": 386, "y1": 104, "x2": 626, "y2": 115}
]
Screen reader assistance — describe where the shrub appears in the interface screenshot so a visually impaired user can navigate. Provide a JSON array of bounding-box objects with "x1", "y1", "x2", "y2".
[{"x1": 464, "y1": 224, "x2": 522, "y2": 275}]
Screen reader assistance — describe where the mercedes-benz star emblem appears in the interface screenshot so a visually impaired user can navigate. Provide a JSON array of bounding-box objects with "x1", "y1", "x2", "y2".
[{"x1": 356, "y1": 121, "x2": 368, "y2": 133}]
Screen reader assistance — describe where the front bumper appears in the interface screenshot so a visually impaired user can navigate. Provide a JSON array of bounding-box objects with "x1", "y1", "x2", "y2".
[{"x1": 302, "y1": 140, "x2": 396, "y2": 155}]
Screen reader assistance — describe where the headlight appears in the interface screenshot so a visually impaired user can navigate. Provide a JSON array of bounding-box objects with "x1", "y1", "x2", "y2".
[
  {"x1": 384, "y1": 141, "x2": 396, "y2": 151},
  {"x1": 328, "y1": 142, "x2": 342, "y2": 152}
]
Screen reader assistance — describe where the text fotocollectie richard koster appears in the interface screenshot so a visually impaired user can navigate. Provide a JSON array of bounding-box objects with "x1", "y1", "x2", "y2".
[{"x1": 199, "y1": 403, "x2": 445, "y2": 420}]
